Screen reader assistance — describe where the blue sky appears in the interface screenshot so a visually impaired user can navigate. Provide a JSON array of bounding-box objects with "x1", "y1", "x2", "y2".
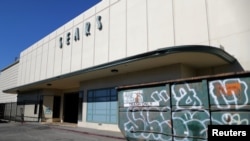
[{"x1": 0, "y1": 0, "x2": 101, "y2": 70}]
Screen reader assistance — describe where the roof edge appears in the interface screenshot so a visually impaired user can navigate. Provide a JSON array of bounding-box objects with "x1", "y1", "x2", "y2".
[{"x1": 1, "y1": 59, "x2": 19, "y2": 72}]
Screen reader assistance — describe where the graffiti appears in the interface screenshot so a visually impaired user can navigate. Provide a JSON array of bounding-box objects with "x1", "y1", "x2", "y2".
[
  {"x1": 209, "y1": 78, "x2": 249, "y2": 109},
  {"x1": 172, "y1": 110, "x2": 210, "y2": 140},
  {"x1": 45, "y1": 107, "x2": 52, "y2": 115},
  {"x1": 172, "y1": 83, "x2": 203, "y2": 110},
  {"x1": 119, "y1": 77, "x2": 250, "y2": 141},
  {"x1": 221, "y1": 113, "x2": 249, "y2": 125},
  {"x1": 123, "y1": 88, "x2": 172, "y2": 141},
  {"x1": 151, "y1": 90, "x2": 169, "y2": 103},
  {"x1": 216, "y1": 82, "x2": 241, "y2": 96},
  {"x1": 171, "y1": 83, "x2": 210, "y2": 140}
]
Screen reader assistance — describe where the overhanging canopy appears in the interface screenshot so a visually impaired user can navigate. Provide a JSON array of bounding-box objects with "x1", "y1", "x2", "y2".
[{"x1": 3, "y1": 45, "x2": 236, "y2": 94}]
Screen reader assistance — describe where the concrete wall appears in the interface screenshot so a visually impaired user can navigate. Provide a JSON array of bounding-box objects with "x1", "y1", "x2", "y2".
[
  {"x1": 42, "y1": 90, "x2": 62, "y2": 122},
  {"x1": 16, "y1": 91, "x2": 41, "y2": 121},
  {"x1": 16, "y1": 0, "x2": 250, "y2": 87},
  {"x1": 0, "y1": 62, "x2": 18, "y2": 103},
  {"x1": 43, "y1": 96, "x2": 54, "y2": 122},
  {"x1": 208, "y1": 0, "x2": 250, "y2": 71}
]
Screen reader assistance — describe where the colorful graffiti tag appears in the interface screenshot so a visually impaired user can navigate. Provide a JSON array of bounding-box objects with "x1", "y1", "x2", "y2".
[{"x1": 118, "y1": 76, "x2": 250, "y2": 141}]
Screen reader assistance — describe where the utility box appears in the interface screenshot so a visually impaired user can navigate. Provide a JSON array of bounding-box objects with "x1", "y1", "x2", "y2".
[{"x1": 117, "y1": 72, "x2": 250, "y2": 141}]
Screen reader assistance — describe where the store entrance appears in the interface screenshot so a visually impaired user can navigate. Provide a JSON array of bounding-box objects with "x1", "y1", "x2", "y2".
[{"x1": 63, "y1": 92, "x2": 79, "y2": 123}]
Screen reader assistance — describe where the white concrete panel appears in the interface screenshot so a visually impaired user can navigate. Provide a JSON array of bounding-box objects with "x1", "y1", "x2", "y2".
[
  {"x1": 26, "y1": 45, "x2": 33, "y2": 54},
  {"x1": 71, "y1": 24, "x2": 83, "y2": 72},
  {"x1": 84, "y1": 5, "x2": 96, "y2": 20},
  {"x1": 61, "y1": 28, "x2": 73, "y2": 74},
  {"x1": 82, "y1": 16, "x2": 95, "y2": 69},
  {"x1": 20, "y1": 57, "x2": 26, "y2": 85},
  {"x1": 0, "y1": 94, "x2": 17, "y2": 103},
  {"x1": 0, "y1": 63, "x2": 18, "y2": 102},
  {"x1": 110, "y1": 0, "x2": 119, "y2": 5},
  {"x1": 24, "y1": 52, "x2": 31, "y2": 84},
  {"x1": 47, "y1": 39, "x2": 56, "y2": 78},
  {"x1": 18, "y1": 45, "x2": 28, "y2": 85},
  {"x1": 127, "y1": 0, "x2": 147, "y2": 56},
  {"x1": 208, "y1": 0, "x2": 250, "y2": 70},
  {"x1": 37, "y1": 39, "x2": 44, "y2": 47},
  {"x1": 109, "y1": 0, "x2": 126, "y2": 61},
  {"x1": 96, "y1": 0, "x2": 109, "y2": 12},
  {"x1": 34, "y1": 46, "x2": 42, "y2": 81},
  {"x1": 18, "y1": 50, "x2": 25, "y2": 85},
  {"x1": 147, "y1": 0, "x2": 174, "y2": 50},
  {"x1": 56, "y1": 25, "x2": 65, "y2": 36},
  {"x1": 30, "y1": 43, "x2": 36, "y2": 51},
  {"x1": 17, "y1": 58, "x2": 23, "y2": 86},
  {"x1": 74, "y1": 13, "x2": 84, "y2": 26},
  {"x1": 50, "y1": 30, "x2": 57, "y2": 40},
  {"x1": 0, "y1": 63, "x2": 18, "y2": 92},
  {"x1": 23, "y1": 48, "x2": 29, "y2": 56},
  {"x1": 43, "y1": 34, "x2": 50, "y2": 44},
  {"x1": 211, "y1": 31, "x2": 250, "y2": 70},
  {"x1": 64, "y1": 20, "x2": 74, "y2": 31},
  {"x1": 29, "y1": 47, "x2": 37, "y2": 82},
  {"x1": 94, "y1": 9, "x2": 109, "y2": 65},
  {"x1": 174, "y1": 0, "x2": 209, "y2": 45},
  {"x1": 20, "y1": 50, "x2": 25, "y2": 58},
  {"x1": 54, "y1": 35, "x2": 63, "y2": 76},
  {"x1": 208, "y1": 0, "x2": 250, "y2": 42},
  {"x1": 40, "y1": 43, "x2": 49, "y2": 80}
]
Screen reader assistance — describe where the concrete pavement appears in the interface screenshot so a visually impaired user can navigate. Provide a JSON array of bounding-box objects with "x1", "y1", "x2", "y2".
[
  {"x1": 0, "y1": 120, "x2": 126, "y2": 141},
  {"x1": 40, "y1": 122, "x2": 125, "y2": 140}
]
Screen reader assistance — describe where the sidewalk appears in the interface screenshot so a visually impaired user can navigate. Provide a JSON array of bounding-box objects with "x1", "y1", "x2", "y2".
[{"x1": 30, "y1": 122, "x2": 126, "y2": 140}]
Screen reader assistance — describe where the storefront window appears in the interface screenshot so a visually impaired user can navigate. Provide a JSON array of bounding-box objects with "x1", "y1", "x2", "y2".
[{"x1": 87, "y1": 88, "x2": 117, "y2": 124}]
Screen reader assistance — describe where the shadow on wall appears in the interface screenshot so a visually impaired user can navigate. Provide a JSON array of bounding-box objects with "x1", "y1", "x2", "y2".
[
  {"x1": 197, "y1": 60, "x2": 245, "y2": 76},
  {"x1": 220, "y1": 60, "x2": 245, "y2": 72}
]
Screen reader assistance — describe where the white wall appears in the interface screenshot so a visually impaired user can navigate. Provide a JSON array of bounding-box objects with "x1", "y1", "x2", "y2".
[
  {"x1": 174, "y1": 0, "x2": 209, "y2": 45},
  {"x1": 16, "y1": 0, "x2": 250, "y2": 86},
  {"x1": 0, "y1": 63, "x2": 18, "y2": 103},
  {"x1": 208, "y1": 0, "x2": 250, "y2": 70},
  {"x1": 43, "y1": 96, "x2": 54, "y2": 122},
  {"x1": 71, "y1": 14, "x2": 84, "y2": 72},
  {"x1": 147, "y1": 0, "x2": 175, "y2": 51},
  {"x1": 47, "y1": 31, "x2": 57, "y2": 78}
]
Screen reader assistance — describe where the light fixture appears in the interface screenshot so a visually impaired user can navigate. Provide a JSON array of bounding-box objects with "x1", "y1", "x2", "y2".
[
  {"x1": 47, "y1": 83, "x2": 52, "y2": 86},
  {"x1": 111, "y1": 69, "x2": 118, "y2": 73}
]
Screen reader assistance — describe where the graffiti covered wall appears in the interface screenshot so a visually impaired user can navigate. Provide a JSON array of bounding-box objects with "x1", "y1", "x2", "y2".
[{"x1": 118, "y1": 75, "x2": 250, "y2": 141}]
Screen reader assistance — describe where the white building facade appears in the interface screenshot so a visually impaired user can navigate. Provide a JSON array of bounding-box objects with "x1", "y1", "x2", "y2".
[
  {"x1": 0, "y1": 62, "x2": 18, "y2": 103},
  {"x1": 1, "y1": 0, "x2": 250, "y2": 132}
]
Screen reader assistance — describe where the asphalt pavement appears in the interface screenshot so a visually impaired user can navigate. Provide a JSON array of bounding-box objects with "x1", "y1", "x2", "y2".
[{"x1": 0, "y1": 120, "x2": 126, "y2": 141}]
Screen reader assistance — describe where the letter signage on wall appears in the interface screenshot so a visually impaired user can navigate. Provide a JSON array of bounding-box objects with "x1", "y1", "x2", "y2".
[{"x1": 59, "y1": 16, "x2": 103, "y2": 48}]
